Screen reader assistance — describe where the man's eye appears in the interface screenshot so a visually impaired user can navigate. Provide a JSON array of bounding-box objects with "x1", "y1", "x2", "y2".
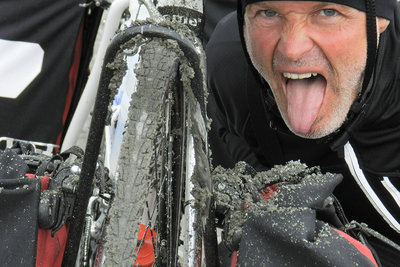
[
  {"x1": 261, "y1": 10, "x2": 278, "y2": 17},
  {"x1": 320, "y1": 9, "x2": 338, "y2": 17}
]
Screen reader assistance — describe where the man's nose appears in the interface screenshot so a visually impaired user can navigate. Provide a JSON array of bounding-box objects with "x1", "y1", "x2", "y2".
[{"x1": 277, "y1": 22, "x2": 314, "y2": 62}]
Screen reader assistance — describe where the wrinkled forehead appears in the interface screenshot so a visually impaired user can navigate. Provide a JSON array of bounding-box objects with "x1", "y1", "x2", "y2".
[{"x1": 240, "y1": 0, "x2": 396, "y2": 21}]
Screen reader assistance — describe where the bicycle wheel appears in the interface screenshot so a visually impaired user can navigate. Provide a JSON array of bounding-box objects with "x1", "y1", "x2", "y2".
[{"x1": 100, "y1": 38, "x2": 211, "y2": 266}]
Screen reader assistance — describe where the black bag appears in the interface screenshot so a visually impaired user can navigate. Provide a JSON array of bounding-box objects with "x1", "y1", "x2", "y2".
[
  {"x1": 0, "y1": 143, "x2": 84, "y2": 266},
  {"x1": 0, "y1": 149, "x2": 40, "y2": 266}
]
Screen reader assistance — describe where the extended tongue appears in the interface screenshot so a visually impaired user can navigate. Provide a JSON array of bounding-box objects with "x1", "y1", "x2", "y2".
[{"x1": 286, "y1": 75, "x2": 326, "y2": 135}]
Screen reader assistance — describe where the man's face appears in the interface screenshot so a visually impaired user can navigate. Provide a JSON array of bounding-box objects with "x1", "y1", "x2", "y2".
[{"x1": 244, "y1": 1, "x2": 368, "y2": 138}]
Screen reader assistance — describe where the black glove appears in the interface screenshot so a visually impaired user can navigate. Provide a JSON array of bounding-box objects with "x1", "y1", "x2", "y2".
[
  {"x1": 235, "y1": 161, "x2": 377, "y2": 267},
  {"x1": 213, "y1": 161, "x2": 256, "y2": 251}
]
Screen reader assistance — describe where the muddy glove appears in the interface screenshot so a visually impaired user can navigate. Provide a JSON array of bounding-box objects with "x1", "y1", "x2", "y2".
[
  {"x1": 235, "y1": 161, "x2": 378, "y2": 267},
  {"x1": 213, "y1": 162, "x2": 256, "y2": 251}
]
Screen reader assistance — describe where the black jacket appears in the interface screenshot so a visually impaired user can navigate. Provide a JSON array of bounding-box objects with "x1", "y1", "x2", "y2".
[{"x1": 206, "y1": 8, "x2": 400, "y2": 265}]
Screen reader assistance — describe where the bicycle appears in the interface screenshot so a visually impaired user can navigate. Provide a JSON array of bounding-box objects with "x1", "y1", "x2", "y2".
[{"x1": 59, "y1": 0, "x2": 216, "y2": 266}]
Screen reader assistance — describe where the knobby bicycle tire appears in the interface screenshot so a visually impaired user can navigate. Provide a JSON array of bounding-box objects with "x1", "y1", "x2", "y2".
[{"x1": 100, "y1": 38, "x2": 211, "y2": 266}]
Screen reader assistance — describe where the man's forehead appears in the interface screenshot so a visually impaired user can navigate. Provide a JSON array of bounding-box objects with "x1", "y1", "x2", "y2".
[{"x1": 241, "y1": 0, "x2": 396, "y2": 21}]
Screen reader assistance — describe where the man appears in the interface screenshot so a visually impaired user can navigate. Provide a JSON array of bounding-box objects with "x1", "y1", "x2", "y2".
[{"x1": 207, "y1": 0, "x2": 400, "y2": 265}]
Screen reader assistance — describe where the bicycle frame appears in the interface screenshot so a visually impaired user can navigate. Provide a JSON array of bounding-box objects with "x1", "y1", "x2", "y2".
[
  {"x1": 61, "y1": 0, "x2": 213, "y2": 266},
  {"x1": 61, "y1": 0, "x2": 205, "y2": 151}
]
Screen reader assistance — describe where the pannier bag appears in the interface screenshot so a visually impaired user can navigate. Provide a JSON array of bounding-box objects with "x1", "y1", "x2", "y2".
[{"x1": 0, "y1": 142, "x2": 83, "y2": 266}]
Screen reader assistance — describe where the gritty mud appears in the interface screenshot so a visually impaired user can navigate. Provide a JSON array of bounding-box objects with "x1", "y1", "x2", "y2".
[
  {"x1": 212, "y1": 160, "x2": 338, "y2": 251},
  {"x1": 100, "y1": 26, "x2": 214, "y2": 265},
  {"x1": 106, "y1": 34, "x2": 145, "y2": 105},
  {"x1": 99, "y1": 11, "x2": 212, "y2": 264},
  {"x1": 102, "y1": 37, "x2": 181, "y2": 265}
]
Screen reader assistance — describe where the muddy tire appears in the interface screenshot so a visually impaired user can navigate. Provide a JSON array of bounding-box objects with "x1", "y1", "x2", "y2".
[{"x1": 101, "y1": 38, "x2": 204, "y2": 266}]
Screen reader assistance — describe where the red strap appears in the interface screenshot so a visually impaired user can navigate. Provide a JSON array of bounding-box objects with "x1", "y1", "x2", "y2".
[
  {"x1": 36, "y1": 225, "x2": 68, "y2": 267},
  {"x1": 262, "y1": 185, "x2": 278, "y2": 202},
  {"x1": 231, "y1": 251, "x2": 238, "y2": 267},
  {"x1": 26, "y1": 174, "x2": 68, "y2": 267},
  {"x1": 26, "y1": 174, "x2": 50, "y2": 191},
  {"x1": 332, "y1": 228, "x2": 378, "y2": 267}
]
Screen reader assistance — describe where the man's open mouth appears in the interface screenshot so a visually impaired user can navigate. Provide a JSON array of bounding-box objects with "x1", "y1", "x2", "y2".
[{"x1": 282, "y1": 72, "x2": 327, "y2": 135}]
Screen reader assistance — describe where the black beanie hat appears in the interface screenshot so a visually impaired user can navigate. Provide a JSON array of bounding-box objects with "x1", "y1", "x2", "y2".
[{"x1": 240, "y1": 0, "x2": 396, "y2": 21}]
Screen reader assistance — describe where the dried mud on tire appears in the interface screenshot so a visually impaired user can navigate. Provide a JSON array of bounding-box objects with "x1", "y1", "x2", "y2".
[{"x1": 101, "y1": 39, "x2": 180, "y2": 266}]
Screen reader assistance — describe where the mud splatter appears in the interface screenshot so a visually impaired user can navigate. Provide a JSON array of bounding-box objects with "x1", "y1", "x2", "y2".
[
  {"x1": 106, "y1": 34, "x2": 145, "y2": 104},
  {"x1": 213, "y1": 160, "x2": 337, "y2": 251}
]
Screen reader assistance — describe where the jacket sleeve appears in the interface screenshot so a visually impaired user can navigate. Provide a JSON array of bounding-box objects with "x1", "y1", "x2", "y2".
[{"x1": 208, "y1": 90, "x2": 263, "y2": 169}]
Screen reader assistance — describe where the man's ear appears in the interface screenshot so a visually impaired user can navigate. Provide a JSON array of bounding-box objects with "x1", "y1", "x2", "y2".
[{"x1": 378, "y1": 17, "x2": 390, "y2": 34}]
